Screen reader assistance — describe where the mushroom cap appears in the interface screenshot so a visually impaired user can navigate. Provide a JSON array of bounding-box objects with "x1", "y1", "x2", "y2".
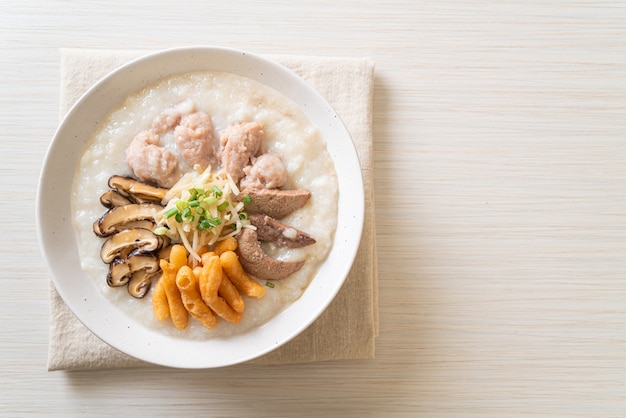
[
  {"x1": 128, "y1": 270, "x2": 160, "y2": 299},
  {"x1": 106, "y1": 257, "x2": 132, "y2": 287},
  {"x1": 107, "y1": 249, "x2": 159, "y2": 287},
  {"x1": 108, "y1": 175, "x2": 168, "y2": 203},
  {"x1": 100, "y1": 228, "x2": 166, "y2": 264},
  {"x1": 99, "y1": 189, "x2": 133, "y2": 208},
  {"x1": 93, "y1": 203, "x2": 162, "y2": 237}
]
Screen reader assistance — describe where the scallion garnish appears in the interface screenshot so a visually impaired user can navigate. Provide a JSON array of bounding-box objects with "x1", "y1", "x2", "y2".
[
  {"x1": 164, "y1": 207, "x2": 178, "y2": 218},
  {"x1": 176, "y1": 200, "x2": 188, "y2": 211},
  {"x1": 212, "y1": 185, "x2": 223, "y2": 197},
  {"x1": 197, "y1": 218, "x2": 212, "y2": 231},
  {"x1": 182, "y1": 207, "x2": 193, "y2": 221},
  {"x1": 155, "y1": 171, "x2": 252, "y2": 256},
  {"x1": 153, "y1": 226, "x2": 169, "y2": 236}
]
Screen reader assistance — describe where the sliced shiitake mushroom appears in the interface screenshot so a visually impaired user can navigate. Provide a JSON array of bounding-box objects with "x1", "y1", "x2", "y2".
[
  {"x1": 93, "y1": 203, "x2": 162, "y2": 237},
  {"x1": 94, "y1": 219, "x2": 156, "y2": 238},
  {"x1": 107, "y1": 249, "x2": 159, "y2": 288},
  {"x1": 99, "y1": 189, "x2": 133, "y2": 208},
  {"x1": 108, "y1": 175, "x2": 168, "y2": 203},
  {"x1": 236, "y1": 228, "x2": 305, "y2": 280},
  {"x1": 100, "y1": 228, "x2": 166, "y2": 264},
  {"x1": 107, "y1": 258, "x2": 132, "y2": 287},
  {"x1": 128, "y1": 269, "x2": 160, "y2": 299}
]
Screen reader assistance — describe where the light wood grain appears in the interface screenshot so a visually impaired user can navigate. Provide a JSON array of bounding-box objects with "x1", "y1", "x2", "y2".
[{"x1": 2, "y1": 0, "x2": 626, "y2": 415}]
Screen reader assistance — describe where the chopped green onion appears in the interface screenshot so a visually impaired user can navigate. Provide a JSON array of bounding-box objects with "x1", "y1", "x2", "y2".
[
  {"x1": 182, "y1": 207, "x2": 193, "y2": 221},
  {"x1": 265, "y1": 281, "x2": 275, "y2": 288},
  {"x1": 164, "y1": 207, "x2": 178, "y2": 218},
  {"x1": 154, "y1": 173, "x2": 254, "y2": 250},
  {"x1": 176, "y1": 200, "x2": 188, "y2": 211},
  {"x1": 198, "y1": 218, "x2": 212, "y2": 231},
  {"x1": 153, "y1": 226, "x2": 169, "y2": 236},
  {"x1": 191, "y1": 187, "x2": 205, "y2": 200}
]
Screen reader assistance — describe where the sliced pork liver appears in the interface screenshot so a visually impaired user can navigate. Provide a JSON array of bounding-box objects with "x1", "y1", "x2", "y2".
[
  {"x1": 248, "y1": 213, "x2": 315, "y2": 248},
  {"x1": 236, "y1": 228, "x2": 305, "y2": 281},
  {"x1": 235, "y1": 188, "x2": 311, "y2": 220}
]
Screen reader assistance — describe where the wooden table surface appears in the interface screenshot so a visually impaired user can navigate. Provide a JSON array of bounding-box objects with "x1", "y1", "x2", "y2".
[{"x1": 2, "y1": 1, "x2": 626, "y2": 416}]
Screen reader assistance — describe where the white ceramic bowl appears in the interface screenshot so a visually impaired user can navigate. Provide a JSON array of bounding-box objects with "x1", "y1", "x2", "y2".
[{"x1": 36, "y1": 46, "x2": 364, "y2": 368}]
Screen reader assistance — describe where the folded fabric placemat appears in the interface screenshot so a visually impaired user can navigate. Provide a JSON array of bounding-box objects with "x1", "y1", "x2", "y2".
[{"x1": 48, "y1": 48, "x2": 377, "y2": 370}]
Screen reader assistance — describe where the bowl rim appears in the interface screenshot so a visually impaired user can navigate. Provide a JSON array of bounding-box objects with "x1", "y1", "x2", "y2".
[{"x1": 36, "y1": 46, "x2": 364, "y2": 368}]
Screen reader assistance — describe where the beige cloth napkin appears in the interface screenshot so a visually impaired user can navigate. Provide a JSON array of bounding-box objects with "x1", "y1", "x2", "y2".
[{"x1": 48, "y1": 48, "x2": 378, "y2": 370}]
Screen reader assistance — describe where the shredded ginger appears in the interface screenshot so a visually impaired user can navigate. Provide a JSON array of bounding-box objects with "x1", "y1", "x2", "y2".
[{"x1": 153, "y1": 165, "x2": 254, "y2": 262}]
